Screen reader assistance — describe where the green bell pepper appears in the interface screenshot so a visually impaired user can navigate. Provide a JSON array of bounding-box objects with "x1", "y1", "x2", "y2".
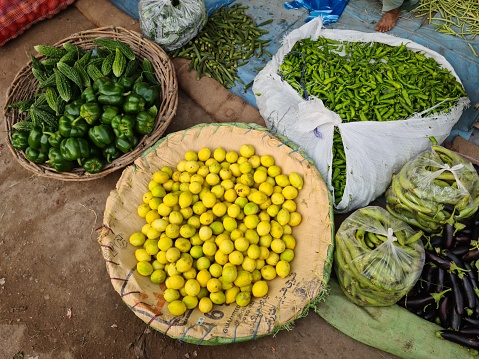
[
  {"x1": 64, "y1": 99, "x2": 85, "y2": 117},
  {"x1": 77, "y1": 144, "x2": 101, "y2": 167},
  {"x1": 28, "y1": 126, "x2": 50, "y2": 152},
  {"x1": 80, "y1": 102, "x2": 101, "y2": 125},
  {"x1": 117, "y1": 74, "x2": 139, "y2": 91},
  {"x1": 81, "y1": 86, "x2": 97, "y2": 103},
  {"x1": 82, "y1": 157, "x2": 104, "y2": 174},
  {"x1": 60, "y1": 137, "x2": 90, "y2": 161},
  {"x1": 102, "y1": 143, "x2": 122, "y2": 163},
  {"x1": 43, "y1": 131, "x2": 63, "y2": 148},
  {"x1": 47, "y1": 147, "x2": 75, "y2": 172},
  {"x1": 59, "y1": 114, "x2": 89, "y2": 138},
  {"x1": 88, "y1": 124, "x2": 115, "y2": 148},
  {"x1": 115, "y1": 136, "x2": 137, "y2": 153},
  {"x1": 122, "y1": 94, "x2": 145, "y2": 114},
  {"x1": 133, "y1": 81, "x2": 160, "y2": 107},
  {"x1": 96, "y1": 78, "x2": 125, "y2": 106},
  {"x1": 93, "y1": 77, "x2": 113, "y2": 92},
  {"x1": 135, "y1": 111, "x2": 155, "y2": 135},
  {"x1": 100, "y1": 105, "x2": 120, "y2": 125},
  {"x1": 25, "y1": 147, "x2": 48, "y2": 163},
  {"x1": 111, "y1": 114, "x2": 135, "y2": 138},
  {"x1": 10, "y1": 130, "x2": 29, "y2": 150}
]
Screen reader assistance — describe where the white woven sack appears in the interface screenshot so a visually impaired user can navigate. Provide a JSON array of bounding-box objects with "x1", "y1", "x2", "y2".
[{"x1": 253, "y1": 17, "x2": 470, "y2": 213}]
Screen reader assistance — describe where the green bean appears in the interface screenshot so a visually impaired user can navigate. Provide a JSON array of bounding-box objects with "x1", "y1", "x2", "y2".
[
  {"x1": 413, "y1": 0, "x2": 479, "y2": 40},
  {"x1": 169, "y1": 3, "x2": 272, "y2": 88}
]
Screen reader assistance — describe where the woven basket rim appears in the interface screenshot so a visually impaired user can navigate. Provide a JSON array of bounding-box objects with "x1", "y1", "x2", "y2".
[
  {"x1": 98, "y1": 122, "x2": 335, "y2": 344},
  {"x1": 4, "y1": 26, "x2": 178, "y2": 181}
]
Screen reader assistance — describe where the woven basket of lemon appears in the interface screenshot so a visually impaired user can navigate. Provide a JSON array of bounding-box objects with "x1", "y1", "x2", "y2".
[{"x1": 98, "y1": 122, "x2": 334, "y2": 344}]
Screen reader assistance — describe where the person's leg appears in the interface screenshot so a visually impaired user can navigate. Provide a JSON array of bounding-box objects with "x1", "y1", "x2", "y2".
[{"x1": 375, "y1": 0, "x2": 405, "y2": 32}]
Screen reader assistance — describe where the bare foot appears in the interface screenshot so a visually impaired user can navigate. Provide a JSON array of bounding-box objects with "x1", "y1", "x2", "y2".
[{"x1": 375, "y1": 8, "x2": 401, "y2": 32}]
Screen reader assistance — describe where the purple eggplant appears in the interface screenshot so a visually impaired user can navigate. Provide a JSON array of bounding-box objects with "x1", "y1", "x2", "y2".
[
  {"x1": 436, "y1": 330, "x2": 479, "y2": 350},
  {"x1": 438, "y1": 295, "x2": 450, "y2": 328},
  {"x1": 448, "y1": 271, "x2": 465, "y2": 317},
  {"x1": 434, "y1": 267, "x2": 446, "y2": 293},
  {"x1": 425, "y1": 250, "x2": 452, "y2": 270},
  {"x1": 443, "y1": 223, "x2": 456, "y2": 250},
  {"x1": 463, "y1": 249, "x2": 479, "y2": 262}
]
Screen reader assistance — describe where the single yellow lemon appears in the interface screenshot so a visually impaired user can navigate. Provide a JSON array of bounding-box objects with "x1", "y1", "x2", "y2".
[
  {"x1": 236, "y1": 291, "x2": 251, "y2": 307},
  {"x1": 136, "y1": 261, "x2": 153, "y2": 276},
  {"x1": 198, "y1": 297, "x2": 214, "y2": 313},
  {"x1": 168, "y1": 300, "x2": 187, "y2": 316}
]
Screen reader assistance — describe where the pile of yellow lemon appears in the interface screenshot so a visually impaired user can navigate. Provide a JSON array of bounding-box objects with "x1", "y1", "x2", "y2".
[{"x1": 129, "y1": 144, "x2": 304, "y2": 316}]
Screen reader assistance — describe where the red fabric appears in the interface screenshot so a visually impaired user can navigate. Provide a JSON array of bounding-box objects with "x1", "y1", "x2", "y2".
[{"x1": 0, "y1": 0, "x2": 75, "y2": 46}]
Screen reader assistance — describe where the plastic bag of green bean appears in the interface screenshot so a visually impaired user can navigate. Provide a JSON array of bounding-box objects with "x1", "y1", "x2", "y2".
[
  {"x1": 253, "y1": 17, "x2": 470, "y2": 213},
  {"x1": 386, "y1": 144, "x2": 479, "y2": 233},
  {"x1": 139, "y1": 0, "x2": 207, "y2": 51},
  {"x1": 334, "y1": 206, "x2": 425, "y2": 307}
]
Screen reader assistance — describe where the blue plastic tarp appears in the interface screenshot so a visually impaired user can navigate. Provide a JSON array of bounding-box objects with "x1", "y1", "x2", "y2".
[
  {"x1": 109, "y1": 0, "x2": 234, "y2": 18},
  {"x1": 284, "y1": 0, "x2": 349, "y2": 23},
  {"x1": 110, "y1": 0, "x2": 479, "y2": 140}
]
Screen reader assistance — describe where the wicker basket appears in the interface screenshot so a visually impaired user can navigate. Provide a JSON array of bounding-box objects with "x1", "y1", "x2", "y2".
[
  {"x1": 4, "y1": 26, "x2": 178, "y2": 181},
  {"x1": 98, "y1": 123, "x2": 335, "y2": 344}
]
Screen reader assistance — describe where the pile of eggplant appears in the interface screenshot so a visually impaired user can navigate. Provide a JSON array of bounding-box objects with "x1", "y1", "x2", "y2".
[{"x1": 398, "y1": 210, "x2": 479, "y2": 351}]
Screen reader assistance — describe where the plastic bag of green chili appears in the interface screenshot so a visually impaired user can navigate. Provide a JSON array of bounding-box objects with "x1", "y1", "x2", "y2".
[
  {"x1": 334, "y1": 206, "x2": 425, "y2": 307},
  {"x1": 253, "y1": 17, "x2": 470, "y2": 213}
]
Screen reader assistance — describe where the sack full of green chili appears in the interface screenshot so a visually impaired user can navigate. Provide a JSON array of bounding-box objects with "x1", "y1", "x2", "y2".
[
  {"x1": 253, "y1": 17, "x2": 470, "y2": 213},
  {"x1": 139, "y1": 0, "x2": 207, "y2": 51},
  {"x1": 334, "y1": 206, "x2": 425, "y2": 307}
]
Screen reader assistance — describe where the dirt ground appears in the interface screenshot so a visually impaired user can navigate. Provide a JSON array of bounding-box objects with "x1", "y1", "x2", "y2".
[{"x1": 0, "y1": 2, "x2": 399, "y2": 359}]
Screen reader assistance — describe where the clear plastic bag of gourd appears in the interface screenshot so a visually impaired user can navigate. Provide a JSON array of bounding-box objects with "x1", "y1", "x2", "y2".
[
  {"x1": 334, "y1": 206, "x2": 426, "y2": 307},
  {"x1": 139, "y1": 0, "x2": 207, "y2": 51},
  {"x1": 385, "y1": 144, "x2": 479, "y2": 234}
]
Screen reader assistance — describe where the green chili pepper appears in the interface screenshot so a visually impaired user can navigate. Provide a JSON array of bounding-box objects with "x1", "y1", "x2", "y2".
[
  {"x1": 102, "y1": 143, "x2": 122, "y2": 163},
  {"x1": 135, "y1": 111, "x2": 155, "y2": 135},
  {"x1": 80, "y1": 102, "x2": 101, "y2": 125},
  {"x1": 47, "y1": 147, "x2": 75, "y2": 172},
  {"x1": 60, "y1": 137, "x2": 90, "y2": 161},
  {"x1": 82, "y1": 156, "x2": 104, "y2": 174},
  {"x1": 10, "y1": 130, "x2": 29, "y2": 150},
  {"x1": 88, "y1": 124, "x2": 115, "y2": 148},
  {"x1": 122, "y1": 93, "x2": 146, "y2": 114},
  {"x1": 132, "y1": 81, "x2": 160, "y2": 107},
  {"x1": 25, "y1": 147, "x2": 48, "y2": 163},
  {"x1": 111, "y1": 114, "x2": 135, "y2": 138},
  {"x1": 58, "y1": 114, "x2": 89, "y2": 138}
]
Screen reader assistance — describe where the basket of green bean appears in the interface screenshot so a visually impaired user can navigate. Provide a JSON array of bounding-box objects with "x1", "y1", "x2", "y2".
[{"x1": 253, "y1": 18, "x2": 469, "y2": 213}]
